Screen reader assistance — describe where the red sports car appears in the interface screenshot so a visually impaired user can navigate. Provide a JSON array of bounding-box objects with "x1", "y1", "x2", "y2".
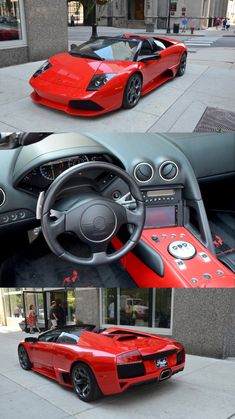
[
  {"x1": 29, "y1": 34, "x2": 187, "y2": 116},
  {"x1": 18, "y1": 325, "x2": 185, "y2": 402}
]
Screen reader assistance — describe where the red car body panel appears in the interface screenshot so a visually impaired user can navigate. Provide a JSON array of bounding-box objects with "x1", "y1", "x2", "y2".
[
  {"x1": 112, "y1": 227, "x2": 235, "y2": 288},
  {"x1": 19, "y1": 327, "x2": 185, "y2": 396},
  {"x1": 29, "y1": 35, "x2": 187, "y2": 116}
]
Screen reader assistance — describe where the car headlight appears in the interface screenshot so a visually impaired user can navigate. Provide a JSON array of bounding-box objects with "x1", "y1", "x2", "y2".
[
  {"x1": 33, "y1": 61, "x2": 52, "y2": 78},
  {"x1": 86, "y1": 73, "x2": 116, "y2": 91}
]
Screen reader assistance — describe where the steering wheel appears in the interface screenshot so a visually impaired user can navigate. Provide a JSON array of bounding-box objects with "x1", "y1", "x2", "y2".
[{"x1": 40, "y1": 161, "x2": 145, "y2": 265}]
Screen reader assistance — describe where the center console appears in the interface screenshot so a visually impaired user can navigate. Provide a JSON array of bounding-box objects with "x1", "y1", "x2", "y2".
[{"x1": 115, "y1": 186, "x2": 235, "y2": 288}]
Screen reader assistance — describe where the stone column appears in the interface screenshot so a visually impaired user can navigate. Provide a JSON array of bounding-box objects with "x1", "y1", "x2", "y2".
[
  {"x1": 145, "y1": 0, "x2": 158, "y2": 31},
  {"x1": 24, "y1": 0, "x2": 68, "y2": 62}
]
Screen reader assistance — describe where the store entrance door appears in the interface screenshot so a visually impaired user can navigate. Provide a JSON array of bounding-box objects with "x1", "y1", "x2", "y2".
[{"x1": 23, "y1": 289, "x2": 68, "y2": 331}]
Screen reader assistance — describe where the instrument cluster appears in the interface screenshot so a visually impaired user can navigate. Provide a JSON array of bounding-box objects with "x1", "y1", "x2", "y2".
[{"x1": 18, "y1": 154, "x2": 108, "y2": 194}]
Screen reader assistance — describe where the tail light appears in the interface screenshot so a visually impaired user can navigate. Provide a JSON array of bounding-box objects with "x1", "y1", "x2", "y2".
[{"x1": 116, "y1": 350, "x2": 142, "y2": 365}]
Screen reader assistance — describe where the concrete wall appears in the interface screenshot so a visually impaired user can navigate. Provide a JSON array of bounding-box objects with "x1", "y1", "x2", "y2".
[
  {"x1": 0, "y1": 46, "x2": 28, "y2": 68},
  {"x1": 75, "y1": 289, "x2": 100, "y2": 326},
  {"x1": 0, "y1": 0, "x2": 68, "y2": 67},
  {"x1": 172, "y1": 289, "x2": 235, "y2": 358},
  {"x1": 24, "y1": 0, "x2": 68, "y2": 62}
]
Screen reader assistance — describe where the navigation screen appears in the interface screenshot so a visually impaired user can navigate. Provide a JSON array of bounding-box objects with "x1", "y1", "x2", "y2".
[{"x1": 144, "y1": 206, "x2": 176, "y2": 228}]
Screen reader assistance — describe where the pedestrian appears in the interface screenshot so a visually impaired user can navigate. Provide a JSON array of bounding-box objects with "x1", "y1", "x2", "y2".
[
  {"x1": 215, "y1": 17, "x2": 221, "y2": 29},
  {"x1": 27, "y1": 305, "x2": 40, "y2": 333},
  {"x1": 71, "y1": 14, "x2": 75, "y2": 27},
  {"x1": 14, "y1": 306, "x2": 20, "y2": 318},
  {"x1": 49, "y1": 301, "x2": 58, "y2": 329},
  {"x1": 222, "y1": 18, "x2": 227, "y2": 30},
  {"x1": 181, "y1": 16, "x2": 187, "y2": 33},
  {"x1": 226, "y1": 18, "x2": 230, "y2": 31},
  {"x1": 55, "y1": 300, "x2": 66, "y2": 328}
]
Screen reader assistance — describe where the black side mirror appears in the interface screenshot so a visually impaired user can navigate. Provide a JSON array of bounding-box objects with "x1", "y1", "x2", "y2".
[
  {"x1": 25, "y1": 337, "x2": 38, "y2": 343},
  {"x1": 138, "y1": 53, "x2": 161, "y2": 63},
  {"x1": 70, "y1": 43, "x2": 77, "y2": 50}
]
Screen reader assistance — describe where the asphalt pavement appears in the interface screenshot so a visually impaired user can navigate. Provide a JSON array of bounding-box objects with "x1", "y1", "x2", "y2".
[
  {"x1": 0, "y1": 326, "x2": 234, "y2": 419},
  {"x1": 0, "y1": 26, "x2": 234, "y2": 132}
]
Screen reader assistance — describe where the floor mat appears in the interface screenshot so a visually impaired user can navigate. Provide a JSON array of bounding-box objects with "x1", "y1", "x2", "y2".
[
  {"x1": 208, "y1": 211, "x2": 235, "y2": 273},
  {"x1": 0, "y1": 235, "x2": 136, "y2": 288}
]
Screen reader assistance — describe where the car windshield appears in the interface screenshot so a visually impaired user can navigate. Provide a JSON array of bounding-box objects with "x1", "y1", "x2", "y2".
[{"x1": 70, "y1": 37, "x2": 140, "y2": 61}]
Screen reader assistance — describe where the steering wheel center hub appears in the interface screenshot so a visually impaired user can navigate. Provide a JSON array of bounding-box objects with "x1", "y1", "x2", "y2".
[{"x1": 80, "y1": 204, "x2": 117, "y2": 243}]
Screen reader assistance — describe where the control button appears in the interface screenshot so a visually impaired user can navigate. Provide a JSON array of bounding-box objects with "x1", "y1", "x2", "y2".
[
  {"x1": 10, "y1": 212, "x2": 18, "y2": 221},
  {"x1": 170, "y1": 234, "x2": 176, "y2": 238},
  {"x1": 162, "y1": 234, "x2": 167, "y2": 238},
  {"x1": 151, "y1": 235, "x2": 160, "y2": 243},
  {"x1": 18, "y1": 211, "x2": 26, "y2": 219},
  {"x1": 203, "y1": 273, "x2": 212, "y2": 280},
  {"x1": 1, "y1": 215, "x2": 9, "y2": 224},
  {"x1": 179, "y1": 233, "x2": 185, "y2": 238},
  {"x1": 191, "y1": 278, "x2": 198, "y2": 284},
  {"x1": 112, "y1": 191, "x2": 121, "y2": 200},
  {"x1": 170, "y1": 197, "x2": 174, "y2": 201},
  {"x1": 175, "y1": 259, "x2": 186, "y2": 270},
  {"x1": 198, "y1": 252, "x2": 211, "y2": 263},
  {"x1": 168, "y1": 241, "x2": 196, "y2": 260},
  {"x1": 216, "y1": 270, "x2": 224, "y2": 276}
]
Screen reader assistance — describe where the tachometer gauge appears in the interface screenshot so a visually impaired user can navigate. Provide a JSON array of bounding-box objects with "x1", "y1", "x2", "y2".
[
  {"x1": 40, "y1": 160, "x2": 65, "y2": 181},
  {"x1": 68, "y1": 155, "x2": 89, "y2": 167}
]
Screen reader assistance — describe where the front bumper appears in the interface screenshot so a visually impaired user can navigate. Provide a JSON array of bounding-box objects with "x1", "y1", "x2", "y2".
[{"x1": 29, "y1": 77, "x2": 124, "y2": 117}]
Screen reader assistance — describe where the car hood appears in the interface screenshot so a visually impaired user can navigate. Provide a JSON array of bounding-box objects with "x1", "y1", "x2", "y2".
[{"x1": 39, "y1": 53, "x2": 133, "y2": 88}]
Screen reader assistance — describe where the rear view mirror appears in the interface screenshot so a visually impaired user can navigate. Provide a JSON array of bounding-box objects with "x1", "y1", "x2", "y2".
[
  {"x1": 25, "y1": 337, "x2": 38, "y2": 343},
  {"x1": 138, "y1": 53, "x2": 161, "y2": 63}
]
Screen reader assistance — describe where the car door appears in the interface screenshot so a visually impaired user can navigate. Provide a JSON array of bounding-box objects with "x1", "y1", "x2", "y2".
[
  {"x1": 138, "y1": 39, "x2": 168, "y2": 89},
  {"x1": 30, "y1": 330, "x2": 61, "y2": 371}
]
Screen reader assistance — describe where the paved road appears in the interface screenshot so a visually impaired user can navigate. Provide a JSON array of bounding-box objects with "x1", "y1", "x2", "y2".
[{"x1": 0, "y1": 327, "x2": 235, "y2": 419}]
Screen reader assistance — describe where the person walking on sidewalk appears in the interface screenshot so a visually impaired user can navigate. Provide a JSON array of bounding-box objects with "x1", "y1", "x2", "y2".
[
  {"x1": 181, "y1": 16, "x2": 188, "y2": 33},
  {"x1": 215, "y1": 17, "x2": 221, "y2": 29},
  {"x1": 226, "y1": 18, "x2": 231, "y2": 31},
  {"x1": 27, "y1": 305, "x2": 40, "y2": 333},
  {"x1": 49, "y1": 301, "x2": 58, "y2": 329},
  {"x1": 222, "y1": 18, "x2": 227, "y2": 30}
]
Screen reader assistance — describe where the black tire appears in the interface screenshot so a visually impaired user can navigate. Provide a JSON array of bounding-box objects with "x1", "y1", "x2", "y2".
[
  {"x1": 122, "y1": 73, "x2": 142, "y2": 109},
  {"x1": 71, "y1": 362, "x2": 101, "y2": 402},
  {"x1": 177, "y1": 52, "x2": 187, "y2": 76},
  {"x1": 18, "y1": 345, "x2": 32, "y2": 370}
]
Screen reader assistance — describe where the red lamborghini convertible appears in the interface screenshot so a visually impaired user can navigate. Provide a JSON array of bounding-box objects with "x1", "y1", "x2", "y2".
[
  {"x1": 29, "y1": 34, "x2": 187, "y2": 116},
  {"x1": 18, "y1": 325, "x2": 185, "y2": 402}
]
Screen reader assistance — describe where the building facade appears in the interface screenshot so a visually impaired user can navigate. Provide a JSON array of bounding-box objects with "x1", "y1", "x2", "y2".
[
  {"x1": 1, "y1": 288, "x2": 234, "y2": 359},
  {"x1": 98, "y1": 0, "x2": 230, "y2": 29},
  {"x1": 0, "y1": 0, "x2": 68, "y2": 68}
]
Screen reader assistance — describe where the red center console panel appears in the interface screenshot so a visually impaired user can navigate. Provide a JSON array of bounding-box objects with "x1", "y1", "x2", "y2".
[{"x1": 114, "y1": 227, "x2": 235, "y2": 288}]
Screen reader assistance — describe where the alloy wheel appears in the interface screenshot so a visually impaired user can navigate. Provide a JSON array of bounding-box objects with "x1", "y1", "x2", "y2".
[
  {"x1": 127, "y1": 75, "x2": 141, "y2": 106},
  {"x1": 73, "y1": 366, "x2": 91, "y2": 399}
]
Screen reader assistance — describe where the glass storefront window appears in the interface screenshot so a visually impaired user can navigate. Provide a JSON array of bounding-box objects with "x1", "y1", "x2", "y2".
[
  {"x1": 0, "y1": 0, "x2": 23, "y2": 42},
  {"x1": 101, "y1": 289, "x2": 172, "y2": 333},
  {"x1": 68, "y1": 1, "x2": 84, "y2": 26},
  {"x1": 3, "y1": 289, "x2": 23, "y2": 318}
]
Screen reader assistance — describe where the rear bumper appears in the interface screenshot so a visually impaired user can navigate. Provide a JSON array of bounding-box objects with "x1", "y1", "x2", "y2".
[{"x1": 29, "y1": 77, "x2": 124, "y2": 117}]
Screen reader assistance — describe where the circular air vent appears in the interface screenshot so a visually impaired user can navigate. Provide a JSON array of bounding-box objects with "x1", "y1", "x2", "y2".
[
  {"x1": 134, "y1": 162, "x2": 154, "y2": 183},
  {"x1": 159, "y1": 161, "x2": 179, "y2": 181},
  {"x1": 0, "y1": 188, "x2": 6, "y2": 207}
]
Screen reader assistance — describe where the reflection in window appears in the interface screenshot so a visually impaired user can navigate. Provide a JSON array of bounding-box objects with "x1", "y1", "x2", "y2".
[
  {"x1": 120, "y1": 289, "x2": 150, "y2": 327},
  {"x1": 0, "y1": 0, "x2": 22, "y2": 42},
  {"x1": 155, "y1": 289, "x2": 172, "y2": 328},
  {"x1": 102, "y1": 289, "x2": 117, "y2": 324}
]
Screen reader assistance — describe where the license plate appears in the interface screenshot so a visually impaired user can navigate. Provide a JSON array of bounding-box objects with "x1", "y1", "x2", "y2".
[{"x1": 156, "y1": 358, "x2": 168, "y2": 368}]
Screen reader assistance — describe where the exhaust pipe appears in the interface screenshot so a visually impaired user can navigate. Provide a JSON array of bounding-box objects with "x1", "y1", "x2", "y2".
[{"x1": 160, "y1": 369, "x2": 172, "y2": 381}]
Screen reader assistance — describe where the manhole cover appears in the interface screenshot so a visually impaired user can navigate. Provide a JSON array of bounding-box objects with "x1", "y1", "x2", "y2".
[{"x1": 194, "y1": 107, "x2": 235, "y2": 132}]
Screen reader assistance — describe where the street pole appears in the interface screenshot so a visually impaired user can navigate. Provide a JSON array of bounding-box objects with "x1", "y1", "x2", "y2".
[
  {"x1": 91, "y1": 1, "x2": 98, "y2": 39},
  {"x1": 166, "y1": 0, "x2": 171, "y2": 33}
]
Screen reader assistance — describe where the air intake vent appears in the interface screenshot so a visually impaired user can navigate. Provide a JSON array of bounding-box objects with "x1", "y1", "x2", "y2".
[
  {"x1": 134, "y1": 162, "x2": 154, "y2": 183},
  {"x1": 0, "y1": 188, "x2": 6, "y2": 207},
  {"x1": 159, "y1": 161, "x2": 179, "y2": 181}
]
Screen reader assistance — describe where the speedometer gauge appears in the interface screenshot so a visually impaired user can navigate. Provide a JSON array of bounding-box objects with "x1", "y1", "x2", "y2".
[
  {"x1": 40, "y1": 160, "x2": 65, "y2": 180},
  {"x1": 68, "y1": 155, "x2": 89, "y2": 167}
]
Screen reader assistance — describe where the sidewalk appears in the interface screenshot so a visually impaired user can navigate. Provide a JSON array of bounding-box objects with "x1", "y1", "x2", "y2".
[
  {"x1": 0, "y1": 27, "x2": 234, "y2": 132},
  {"x1": 0, "y1": 327, "x2": 235, "y2": 419}
]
